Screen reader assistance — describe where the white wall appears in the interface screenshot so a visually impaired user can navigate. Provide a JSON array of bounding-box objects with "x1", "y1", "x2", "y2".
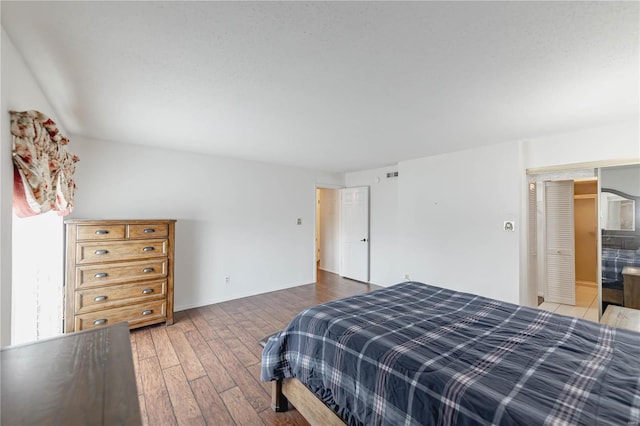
[
  {"x1": 318, "y1": 188, "x2": 340, "y2": 274},
  {"x1": 69, "y1": 135, "x2": 342, "y2": 310},
  {"x1": 1, "y1": 28, "x2": 66, "y2": 346},
  {"x1": 345, "y1": 165, "x2": 400, "y2": 286},
  {"x1": 524, "y1": 120, "x2": 639, "y2": 169},
  {"x1": 398, "y1": 142, "x2": 522, "y2": 303},
  {"x1": 349, "y1": 120, "x2": 638, "y2": 307},
  {"x1": 600, "y1": 164, "x2": 640, "y2": 196}
]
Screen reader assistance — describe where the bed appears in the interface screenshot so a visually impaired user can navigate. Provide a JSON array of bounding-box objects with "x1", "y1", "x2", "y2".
[
  {"x1": 601, "y1": 239, "x2": 640, "y2": 307},
  {"x1": 602, "y1": 247, "x2": 640, "y2": 285},
  {"x1": 261, "y1": 281, "x2": 640, "y2": 425}
]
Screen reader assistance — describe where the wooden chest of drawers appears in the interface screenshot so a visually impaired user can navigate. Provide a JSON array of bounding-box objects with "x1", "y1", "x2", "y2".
[{"x1": 64, "y1": 219, "x2": 176, "y2": 333}]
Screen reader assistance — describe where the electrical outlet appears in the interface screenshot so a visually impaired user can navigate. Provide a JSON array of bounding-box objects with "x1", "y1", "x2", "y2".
[
  {"x1": 297, "y1": 218, "x2": 302, "y2": 225},
  {"x1": 225, "y1": 276, "x2": 230, "y2": 284},
  {"x1": 504, "y1": 221, "x2": 515, "y2": 232}
]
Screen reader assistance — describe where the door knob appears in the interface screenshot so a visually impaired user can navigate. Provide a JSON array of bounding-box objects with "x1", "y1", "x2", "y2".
[{"x1": 360, "y1": 238, "x2": 368, "y2": 242}]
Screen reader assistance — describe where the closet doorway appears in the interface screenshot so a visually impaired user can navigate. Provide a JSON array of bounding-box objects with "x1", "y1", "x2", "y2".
[
  {"x1": 529, "y1": 169, "x2": 599, "y2": 321},
  {"x1": 574, "y1": 180, "x2": 598, "y2": 289}
]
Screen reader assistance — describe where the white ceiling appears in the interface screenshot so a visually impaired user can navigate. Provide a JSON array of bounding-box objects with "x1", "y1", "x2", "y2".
[{"x1": 2, "y1": 1, "x2": 638, "y2": 173}]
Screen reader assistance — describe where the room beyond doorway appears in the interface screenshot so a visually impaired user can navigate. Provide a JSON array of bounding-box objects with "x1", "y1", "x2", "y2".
[
  {"x1": 574, "y1": 180, "x2": 598, "y2": 289},
  {"x1": 316, "y1": 188, "x2": 340, "y2": 276}
]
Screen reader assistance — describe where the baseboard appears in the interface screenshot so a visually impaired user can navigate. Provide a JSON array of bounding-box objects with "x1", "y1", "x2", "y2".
[
  {"x1": 576, "y1": 280, "x2": 597, "y2": 288},
  {"x1": 318, "y1": 267, "x2": 339, "y2": 275}
]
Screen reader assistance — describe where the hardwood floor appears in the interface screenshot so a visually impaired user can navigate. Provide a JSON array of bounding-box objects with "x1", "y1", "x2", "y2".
[{"x1": 130, "y1": 270, "x2": 378, "y2": 425}]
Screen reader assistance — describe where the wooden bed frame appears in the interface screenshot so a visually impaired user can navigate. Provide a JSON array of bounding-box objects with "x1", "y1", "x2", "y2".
[
  {"x1": 259, "y1": 333, "x2": 344, "y2": 424},
  {"x1": 271, "y1": 378, "x2": 346, "y2": 425}
]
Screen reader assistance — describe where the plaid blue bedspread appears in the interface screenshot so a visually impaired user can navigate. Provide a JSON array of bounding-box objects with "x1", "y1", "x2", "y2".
[
  {"x1": 602, "y1": 247, "x2": 640, "y2": 286},
  {"x1": 261, "y1": 282, "x2": 640, "y2": 425}
]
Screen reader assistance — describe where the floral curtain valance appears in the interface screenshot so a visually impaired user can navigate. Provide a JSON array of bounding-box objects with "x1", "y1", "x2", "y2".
[{"x1": 11, "y1": 110, "x2": 79, "y2": 218}]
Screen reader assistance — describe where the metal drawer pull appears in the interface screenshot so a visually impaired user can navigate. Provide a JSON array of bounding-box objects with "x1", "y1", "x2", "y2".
[
  {"x1": 142, "y1": 288, "x2": 154, "y2": 294},
  {"x1": 93, "y1": 295, "x2": 108, "y2": 302},
  {"x1": 95, "y1": 230, "x2": 109, "y2": 235},
  {"x1": 143, "y1": 228, "x2": 155, "y2": 233},
  {"x1": 94, "y1": 273, "x2": 108, "y2": 278},
  {"x1": 93, "y1": 319, "x2": 107, "y2": 325},
  {"x1": 142, "y1": 267, "x2": 154, "y2": 273},
  {"x1": 94, "y1": 249, "x2": 109, "y2": 255},
  {"x1": 142, "y1": 246, "x2": 155, "y2": 252},
  {"x1": 142, "y1": 310, "x2": 153, "y2": 315}
]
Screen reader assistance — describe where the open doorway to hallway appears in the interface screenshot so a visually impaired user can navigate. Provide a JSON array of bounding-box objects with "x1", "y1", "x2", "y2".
[{"x1": 315, "y1": 188, "x2": 340, "y2": 276}]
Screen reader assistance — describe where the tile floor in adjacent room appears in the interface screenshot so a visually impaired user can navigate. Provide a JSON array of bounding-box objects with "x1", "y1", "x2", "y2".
[{"x1": 538, "y1": 284, "x2": 599, "y2": 322}]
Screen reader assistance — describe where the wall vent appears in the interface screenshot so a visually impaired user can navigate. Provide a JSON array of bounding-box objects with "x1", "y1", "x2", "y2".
[{"x1": 386, "y1": 171, "x2": 399, "y2": 178}]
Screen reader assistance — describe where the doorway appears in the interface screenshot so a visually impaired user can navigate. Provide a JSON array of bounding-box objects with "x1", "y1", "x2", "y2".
[
  {"x1": 529, "y1": 169, "x2": 599, "y2": 321},
  {"x1": 573, "y1": 179, "x2": 599, "y2": 316},
  {"x1": 316, "y1": 188, "x2": 340, "y2": 276},
  {"x1": 574, "y1": 180, "x2": 598, "y2": 288},
  {"x1": 339, "y1": 186, "x2": 370, "y2": 282}
]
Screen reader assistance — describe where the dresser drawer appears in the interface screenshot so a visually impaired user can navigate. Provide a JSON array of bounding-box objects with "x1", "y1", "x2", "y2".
[
  {"x1": 76, "y1": 239, "x2": 168, "y2": 264},
  {"x1": 76, "y1": 224, "x2": 126, "y2": 241},
  {"x1": 128, "y1": 224, "x2": 169, "y2": 239},
  {"x1": 76, "y1": 259, "x2": 168, "y2": 289},
  {"x1": 75, "y1": 300, "x2": 167, "y2": 331},
  {"x1": 75, "y1": 279, "x2": 167, "y2": 314}
]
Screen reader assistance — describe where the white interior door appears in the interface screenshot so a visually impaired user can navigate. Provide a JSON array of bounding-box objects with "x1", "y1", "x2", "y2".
[
  {"x1": 544, "y1": 180, "x2": 576, "y2": 305},
  {"x1": 340, "y1": 186, "x2": 369, "y2": 282}
]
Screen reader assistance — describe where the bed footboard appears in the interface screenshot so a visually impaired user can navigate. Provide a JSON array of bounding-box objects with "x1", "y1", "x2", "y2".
[{"x1": 270, "y1": 378, "x2": 345, "y2": 425}]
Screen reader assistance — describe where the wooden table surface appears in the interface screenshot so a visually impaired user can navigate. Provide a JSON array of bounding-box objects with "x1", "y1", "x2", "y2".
[
  {"x1": 1, "y1": 322, "x2": 141, "y2": 425},
  {"x1": 600, "y1": 305, "x2": 640, "y2": 333}
]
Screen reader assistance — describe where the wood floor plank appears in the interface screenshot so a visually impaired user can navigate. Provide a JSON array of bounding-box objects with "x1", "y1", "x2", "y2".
[
  {"x1": 187, "y1": 310, "x2": 219, "y2": 341},
  {"x1": 137, "y1": 270, "x2": 377, "y2": 425},
  {"x1": 163, "y1": 365, "x2": 206, "y2": 426},
  {"x1": 171, "y1": 314, "x2": 198, "y2": 333},
  {"x1": 214, "y1": 324, "x2": 237, "y2": 341},
  {"x1": 207, "y1": 338, "x2": 271, "y2": 412},
  {"x1": 134, "y1": 329, "x2": 157, "y2": 360},
  {"x1": 139, "y1": 393, "x2": 149, "y2": 426},
  {"x1": 139, "y1": 356, "x2": 177, "y2": 426},
  {"x1": 184, "y1": 330, "x2": 236, "y2": 393},
  {"x1": 258, "y1": 407, "x2": 310, "y2": 426},
  {"x1": 129, "y1": 337, "x2": 144, "y2": 395},
  {"x1": 220, "y1": 386, "x2": 266, "y2": 426},
  {"x1": 166, "y1": 327, "x2": 207, "y2": 381},
  {"x1": 225, "y1": 335, "x2": 261, "y2": 367},
  {"x1": 242, "y1": 299, "x2": 286, "y2": 331},
  {"x1": 249, "y1": 362, "x2": 272, "y2": 395},
  {"x1": 150, "y1": 326, "x2": 180, "y2": 369},
  {"x1": 190, "y1": 376, "x2": 236, "y2": 426}
]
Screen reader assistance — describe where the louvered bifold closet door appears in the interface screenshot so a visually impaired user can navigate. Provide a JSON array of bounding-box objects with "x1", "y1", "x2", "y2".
[{"x1": 545, "y1": 180, "x2": 576, "y2": 305}]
